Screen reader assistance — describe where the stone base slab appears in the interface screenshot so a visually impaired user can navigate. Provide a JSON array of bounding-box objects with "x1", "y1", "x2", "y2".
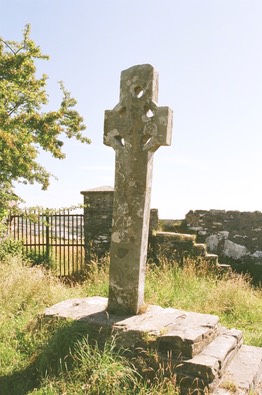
[
  {"x1": 45, "y1": 296, "x2": 220, "y2": 359},
  {"x1": 177, "y1": 328, "x2": 243, "y2": 391},
  {"x1": 214, "y1": 344, "x2": 262, "y2": 394},
  {"x1": 44, "y1": 296, "x2": 262, "y2": 394}
]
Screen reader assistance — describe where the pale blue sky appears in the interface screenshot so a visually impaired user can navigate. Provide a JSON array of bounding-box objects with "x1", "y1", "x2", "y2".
[{"x1": 1, "y1": 0, "x2": 262, "y2": 218}]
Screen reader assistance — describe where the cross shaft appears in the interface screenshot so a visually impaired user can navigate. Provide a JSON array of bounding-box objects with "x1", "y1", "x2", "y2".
[{"x1": 104, "y1": 64, "x2": 173, "y2": 315}]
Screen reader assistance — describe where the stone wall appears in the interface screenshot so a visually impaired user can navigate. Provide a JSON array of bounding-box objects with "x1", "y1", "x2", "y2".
[
  {"x1": 183, "y1": 210, "x2": 262, "y2": 281},
  {"x1": 80, "y1": 188, "x2": 220, "y2": 271},
  {"x1": 81, "y1": 187, "x2": 114, "y2": 260},
  {"x1": 80, "y1": 189, "x2": 262, "y2": 281}
]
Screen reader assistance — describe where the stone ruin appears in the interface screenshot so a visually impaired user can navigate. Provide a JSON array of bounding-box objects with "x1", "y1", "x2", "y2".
[
  {"x1": 184, "y1": 210, "x2": 262, "y2": 283},
  {"x1": 45, "y1": 65, "x2": 262, "y2": 394},
  {"x1": 80, "y1": 194, "x2": 262, "y2": 283}
]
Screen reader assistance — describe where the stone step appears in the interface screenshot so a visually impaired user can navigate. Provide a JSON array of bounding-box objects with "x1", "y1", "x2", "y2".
[
  {"x1": 214, "y1": 344, "x2": 262, "y2": 394},
  {"x1": 156, "y1": 311, "x2": 220, "y2": 359},
  {"x1": 204, "y1": 253, "x2": 219, "y2": 266},
  {"x1": 114, "y1": 307, "x2": 221, "y2": 359},
  {"x1": 176, "y1": 328, "x2": 243, "y2": 394},
  {"x1": 192, "y1": 243, "x2": 207, "y2": 256},
  {"x1": 155, "y1": 231, "x2": 197, "y2": 246},
  {"x1": 44, "y1": 297, "x2": 262, "y2": 394}
]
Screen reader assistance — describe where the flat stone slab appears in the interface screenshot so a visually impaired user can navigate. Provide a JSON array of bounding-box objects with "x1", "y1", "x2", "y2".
[
  {"x1": 44, "y1": 297, "x2": 262, "y2": 394},
  {"x1": 216, "y1": 344, "x2": 262, "y2": 394},
  {"x1": 45, "y1": 296, "x2": 108, "y2": 320},
  {"x1": 177, "y1": 328, "x2": 243, "y2": 387},
  {"x1": 44, "y1": 296, "x2": 220, "y2": 358}
]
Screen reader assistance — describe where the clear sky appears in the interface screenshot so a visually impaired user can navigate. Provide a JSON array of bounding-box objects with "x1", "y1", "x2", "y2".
[{"x1": 1, "y1": 0, "x2": 262, "y2": 219}]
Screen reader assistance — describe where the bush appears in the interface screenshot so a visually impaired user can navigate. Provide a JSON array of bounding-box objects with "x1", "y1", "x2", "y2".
[
  {"x1": 0, "y1": 236, "x2": 23, "y2": 260},
  {"x1": 25, "y1": 248, "x2": 55, "y2": 269}
]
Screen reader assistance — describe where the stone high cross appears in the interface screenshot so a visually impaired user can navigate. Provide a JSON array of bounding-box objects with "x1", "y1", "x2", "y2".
[{"x1": 104, "y1": 64, "x2": 173, "y2": 315}]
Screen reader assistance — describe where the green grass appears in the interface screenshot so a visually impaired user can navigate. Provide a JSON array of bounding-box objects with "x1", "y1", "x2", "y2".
[
  {"x1": 145, "y1": 259, "x2": 262, "y2": 346},
  {"x1": 0, "y1": 253, "x2": 261, "y2": 394}
]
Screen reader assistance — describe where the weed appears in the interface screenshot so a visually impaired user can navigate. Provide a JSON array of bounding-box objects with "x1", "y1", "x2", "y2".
[
  {"x1": 0, "y1": 236, "x2": 23, "y2": 260},
  {"x1": 71, "y1": 337, "x2": 140, "y2": 393},
  {"x1": 220, "y1": 380, "x2": 237, "y2": 392}
]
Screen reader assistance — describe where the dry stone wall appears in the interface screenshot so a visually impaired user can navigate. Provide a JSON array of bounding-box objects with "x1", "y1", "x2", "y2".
[
  {"x1": 80, "y1": 189, "x2": 262, "y2": 282},
  {"x1": 81, "y1": 187, "x2": 114, "y2": 260},
  {"x1": 184, "y1": 210, "x2": 262, "y2": 282}
]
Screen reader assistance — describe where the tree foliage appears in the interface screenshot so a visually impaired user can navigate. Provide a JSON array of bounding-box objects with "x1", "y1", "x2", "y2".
[{"x1": 0, "y1": 25, "x2": 90, "y2": 214}]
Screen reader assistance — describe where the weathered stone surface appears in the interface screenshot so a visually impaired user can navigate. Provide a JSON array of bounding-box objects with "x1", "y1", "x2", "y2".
[
  {"x1": 185, "y1": 209, "x2": 262, "y2": 281},
  {"x1": 104, "y1": 64, "x2": 173, "y2": 315},
  {"x1": 80, "y1": 187, "x2": 161, "y2": 261},
  {"x1": 45, "y1": 296, "x2": 108, "y2": 320},
  {"x1": 177, "y1": 329, "x2": 243, "y2": 394},
  {"x1": 158, "y1": 311, "x2": 220, "y2": 358},
  {"x1": 44, "y1": 296, "x2": 219, "y2": 355},
  {"x1": 81, "y1": 187, "x2": 114, "y2": 259},
  {"x1": 216, "y1": 344, "x2": 262, "y2": 394},
  {"x1": 213, "y1": 390, "x2": 233, "y2": 395},
  {"x1": 205, "y1": 253, "x2": 220, "y2": 266},
  {"x1": 152, "y1": 231, "x2": 220, "y2": 267},
  {"x1": 44, "y1": 297, "x2": 262, "y2": 394},
  {"x1": 224, "y1": 240, "x2": 248, "y2": 260},
  {"x1": 185, "y1": 210, "x2": 262, "y2": 255},
  {"x1": 177, "y1": 328, "x2": 242, "y2": 381},
  {"x1": 156, "y1": 232, "x2": 197, "y2": 245}
]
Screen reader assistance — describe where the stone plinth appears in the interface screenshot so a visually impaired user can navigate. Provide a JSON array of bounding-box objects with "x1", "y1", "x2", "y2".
[
  {"x1": 45, "y1": 296, "x2": 220, "y2": 357},
  {"x1": 44, "y1": 297, "x2": 262, "y2": 394}
]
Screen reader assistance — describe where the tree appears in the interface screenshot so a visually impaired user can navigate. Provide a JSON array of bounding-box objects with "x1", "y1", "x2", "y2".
[{"x1": 0, "y1": 24, "x2": 90, "y2": 215}]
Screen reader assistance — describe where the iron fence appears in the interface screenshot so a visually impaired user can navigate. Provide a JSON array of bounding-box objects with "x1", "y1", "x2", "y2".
[{"x1": 7, "y1": 210, "x2": 85, "y2": 276}]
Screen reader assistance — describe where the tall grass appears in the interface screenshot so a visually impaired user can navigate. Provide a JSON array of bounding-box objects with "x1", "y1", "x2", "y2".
[
  {"x1": 145, "y1": 258, "x2": 262, "y2": 346},
  {"x1": 0, "y1": 253, "x2": 261, "y2": 394},
  {"x1": 0, "y1": 255, "x2": 84, "y2": 381},
  {"x1": 0, "y1": 255, "x2": 84, "y2": 317}
]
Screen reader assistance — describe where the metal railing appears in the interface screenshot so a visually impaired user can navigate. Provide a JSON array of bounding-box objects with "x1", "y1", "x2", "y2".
[{"x1": 7, "y1": 210, "x2": 85, "y2": 276}]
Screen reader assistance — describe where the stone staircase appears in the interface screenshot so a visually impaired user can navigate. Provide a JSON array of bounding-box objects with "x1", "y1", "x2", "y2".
[
  {"x1": 153, "y1": 231, "x2": 230, "y2": 272},
  {"x1": 45, "y1": 296, "x2": 262, "y2": 395},
  {"x1": 170, "y1": 326, "x2": 262, "y2": 394}
]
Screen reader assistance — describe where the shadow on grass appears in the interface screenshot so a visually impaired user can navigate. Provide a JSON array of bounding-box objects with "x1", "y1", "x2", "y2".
[
  {"x1": 0, "y1": 319, "x2": 92, "y2": 395},
  {"x1": 0, "y1": 311, "x2": 177, "y2": 395}
]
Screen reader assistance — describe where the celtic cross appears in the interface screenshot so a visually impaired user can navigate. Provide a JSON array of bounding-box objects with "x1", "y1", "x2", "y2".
[{"x1": 104, "y1": 64, "x2": 173, "y2": 315}]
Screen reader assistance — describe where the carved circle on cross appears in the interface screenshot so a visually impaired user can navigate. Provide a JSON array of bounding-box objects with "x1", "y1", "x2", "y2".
[{"x1": 132, "y1": 85, "x2": 144, "y2": 98}]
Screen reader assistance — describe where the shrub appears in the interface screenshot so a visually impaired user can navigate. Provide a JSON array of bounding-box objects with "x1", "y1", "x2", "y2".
[{"x1": 0, "y1": 236, "x2": 23, "y2": 260}]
